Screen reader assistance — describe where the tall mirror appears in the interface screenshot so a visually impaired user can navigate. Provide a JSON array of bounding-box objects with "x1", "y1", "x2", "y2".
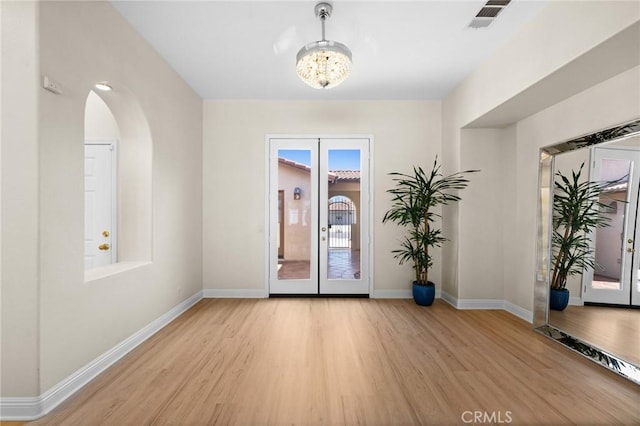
[{"x1": 535, "y1": 119, "x2": 640, "y2": 384}]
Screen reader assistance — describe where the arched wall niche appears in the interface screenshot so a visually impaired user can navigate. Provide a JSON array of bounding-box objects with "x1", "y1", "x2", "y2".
[{"x1": 84, "y1": 83, "x2": 153, "y2": 265}]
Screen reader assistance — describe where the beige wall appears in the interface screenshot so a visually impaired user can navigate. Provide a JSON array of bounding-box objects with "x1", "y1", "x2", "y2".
[
  {"x1": 443, "y1": 1, "x2": 640, "y2": 311},
  {"x1": 2, "y1": 0, "x2": 639, "y2": 404},
  {"x1": 278, "y1": 163, "x2": 312, "y2": 261},
  {"x1": 1, "y1": 1, "x2": 203, "y2": 397},
  {"x1": 458, "y1": 128, "x2": 507, "y2": 300},
  {"x1": 85, "y1": 91, "x2": 120, "y2": 140},
  {"x1": 1, "y1": 0, "x2": 41, "y2": 398},
  {"x1": 203, "y1": 101, "x2": 441, "y2": 293},
  {"x1": 448, "y1": 1, "x2": 640, "y2": 128},
  {"x1": 510, "y1": 67, "x2": 640, "y2": 311},
  {"x1": 453, "y1": 67, "x2": 640, "y2": 312}
]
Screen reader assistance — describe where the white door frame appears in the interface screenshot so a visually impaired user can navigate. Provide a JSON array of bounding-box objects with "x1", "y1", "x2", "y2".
[
  {"x1": 267, "y1": 138, "x2": 319, "y2": 294},
  {"x1": 264, "y1": 134, "x2": 374, "y2": 296},
  {"x1": 583, "y1": 145, "x2": 640, "y2": 305},
  {"x1": 85, "y1": 138, "x2": 118, "y2": 266}
]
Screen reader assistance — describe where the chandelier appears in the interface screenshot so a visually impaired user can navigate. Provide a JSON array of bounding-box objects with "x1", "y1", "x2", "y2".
[{"x1": 296, "y1": 3, "x2": 352, "y2": 89}]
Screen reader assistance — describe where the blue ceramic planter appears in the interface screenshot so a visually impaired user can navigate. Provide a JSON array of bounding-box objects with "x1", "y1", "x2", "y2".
[
  {"x1": 550, "y1": 288, "x2": 570, "y2": 311},
  {"x1": 412, "y1": 281, "x2": 435, "y2": 306}
]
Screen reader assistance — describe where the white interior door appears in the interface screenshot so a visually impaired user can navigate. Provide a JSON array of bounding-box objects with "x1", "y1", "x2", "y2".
[
  {"x1": 269, "y1": 137, "x2": 370, "y2": 295},
  {"x1": 85, "y1": 141, "x2": 116, "y2": 269},
  {"x1": 583, "y1": 146, "x2": 640, "y2": 305}
]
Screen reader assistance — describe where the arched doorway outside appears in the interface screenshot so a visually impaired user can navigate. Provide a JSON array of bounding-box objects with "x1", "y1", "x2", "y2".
[
  {"x1": 328, "y1": 195, "x2": 356, "y2": 248},
  {"x1": 327, "y1": 195, "x2": 360, "y2": 280}
]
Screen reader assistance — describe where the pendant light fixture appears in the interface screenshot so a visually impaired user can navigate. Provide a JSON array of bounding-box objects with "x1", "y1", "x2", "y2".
[{"x1": 296, "y1": 2, "x2": 352, "y2": 89}]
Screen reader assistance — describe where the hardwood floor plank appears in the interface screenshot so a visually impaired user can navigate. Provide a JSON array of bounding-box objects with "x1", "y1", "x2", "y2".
[
  {"x1": 550, "y1": 305, "x2": 640, "y2": 366},
  {"x1": 27, "y1": 299, "x2": 640, "y2": 425}
]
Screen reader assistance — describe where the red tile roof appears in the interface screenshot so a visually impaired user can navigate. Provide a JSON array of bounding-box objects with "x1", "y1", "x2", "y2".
[
  {"x1": 330, "y1": 170, "x2": 360, "y2": 182},
  {"x1": 278, "y1": 157, "x2": 311, "y2": 173},
  {"x1": 278, "y1": 158, "x2": 360, "y2": 183}
]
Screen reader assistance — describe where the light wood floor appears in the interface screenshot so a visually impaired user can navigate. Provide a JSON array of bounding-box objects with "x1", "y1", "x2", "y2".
[
  {"x1": 25, "y1": 299, "x2": 640, "y2": 425},
  {"x1": 549, "y1": 304, "x2": 640, "y2": 366}
]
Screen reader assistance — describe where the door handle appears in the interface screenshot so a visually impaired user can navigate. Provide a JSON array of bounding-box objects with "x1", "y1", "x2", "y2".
[
  {"x1": 98, "y1": 243, "x2": 110, "y2": 251},
  {"x1": 627, "y1": 247, "x2": 635, "y2": 253}
]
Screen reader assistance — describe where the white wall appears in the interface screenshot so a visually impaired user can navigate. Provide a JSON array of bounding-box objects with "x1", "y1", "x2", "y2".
[
  {"x1": 203, "y1": 101, "x2": 441, "y2": 294},
  {"x1": 1, "y1": 1, "x2": 203, "y2": 397}
]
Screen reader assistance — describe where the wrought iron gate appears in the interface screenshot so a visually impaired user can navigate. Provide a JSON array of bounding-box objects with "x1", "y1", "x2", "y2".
[{"x1": 328, "y1": 196, "x2": 355, "y2": 248}]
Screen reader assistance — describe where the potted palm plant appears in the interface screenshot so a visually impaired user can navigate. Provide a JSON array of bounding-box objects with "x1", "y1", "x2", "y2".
[
  {"x1": 382, "y1": 157, "x2": 477, "y2": 306},
  {"x1": 550, "y1": 162, "x2": 613, "y2": 311}
]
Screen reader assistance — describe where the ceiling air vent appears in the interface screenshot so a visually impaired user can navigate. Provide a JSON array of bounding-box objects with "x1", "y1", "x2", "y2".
[{"x1": 468, "y1": 0, "x2": 511, "y2": 29}]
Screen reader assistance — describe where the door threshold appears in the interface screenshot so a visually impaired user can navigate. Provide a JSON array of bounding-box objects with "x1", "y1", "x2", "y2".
[{"x1": 584, "y1": 302, "x2": 640, "y2": 309}]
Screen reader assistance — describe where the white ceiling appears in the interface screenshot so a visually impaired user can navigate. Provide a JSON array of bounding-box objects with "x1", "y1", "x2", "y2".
[{"x1": 112, "y1": 1, "x2": 547, "y2": 100}]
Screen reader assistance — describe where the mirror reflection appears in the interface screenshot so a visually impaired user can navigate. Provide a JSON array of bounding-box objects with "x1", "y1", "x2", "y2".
[{"x1": 539, "y1": 124, "x2": 640, "y2": 379}]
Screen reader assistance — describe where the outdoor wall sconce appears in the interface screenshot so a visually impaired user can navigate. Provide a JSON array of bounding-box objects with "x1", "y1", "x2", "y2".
[{"x1": 293, "y1": 187, "x2": 302, "y2": 200}]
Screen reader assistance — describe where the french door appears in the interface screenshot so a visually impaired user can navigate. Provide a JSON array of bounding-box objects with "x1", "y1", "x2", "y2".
[
  {"x1": 268, "y1": 137, "x2": 370, "y2": 295},
  {"x1": 583, "y1": 146, "x2": 640, "y2": 306}
]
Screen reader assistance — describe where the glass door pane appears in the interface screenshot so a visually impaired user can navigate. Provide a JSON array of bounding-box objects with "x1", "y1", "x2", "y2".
[
  {"x1": 584, "y1": 146, "x2": 640, "y2": 305},
  {"x1": 269, "y1": 140, "x2": 318, "y2": 294},
  {"x1": 592, "y1": 158, "x2": 630, "y2": 291},
  {"x1": 319, "y1": 140, "x2": 369, "y2": 294}
]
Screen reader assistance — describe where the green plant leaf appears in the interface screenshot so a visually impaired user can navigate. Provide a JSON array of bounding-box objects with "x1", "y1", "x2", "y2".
[{"x1": 382, "y1": 156, "x2": 479, "y2": 285}]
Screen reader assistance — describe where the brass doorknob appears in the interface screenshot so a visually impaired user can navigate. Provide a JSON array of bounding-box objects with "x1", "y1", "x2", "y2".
[
  {"x1": 102, "y1": 230, "x2": 110, "y2": 237},
  {"x1": 627, "y1": 248, "x2": 635, "y2": 253},
  {"x1": 98, "y1": 243, "x2": 110, "y2": 251}
]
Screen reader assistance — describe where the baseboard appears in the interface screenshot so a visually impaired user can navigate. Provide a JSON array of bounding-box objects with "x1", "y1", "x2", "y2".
[
  {"x1": 0, "y1": 397, "x2": 41, "y2": 421},
  {"x1": 569, "y1": 296, "x2": 583, "y2": 306},
  {"x1": 372, "y1": 288, "x2": 443, "y2": 299},
  {"x1": 1, "y1": 288, "x2": 538, "y2": 420},
  {"x1": 456, "y1": 298, "x2": 505, "y2": 310},
  {"x1": 503, "y1": 301, "x2": 534, "y2": 323},
  {"x1": 439, "y1": 290, "x2": 458, "y2": 307},
  {"x1": 372, "y1": 289, "x2": 411, "y2": 298},
  {"x1": 202, "y1": 288, "x2": 268, "y2": 298},
  {"x1": 439, "y1": 291, "x2": 533, "y2": 323},
  {"x1": 0, "y1": 291, "x2": 203, "y2": 421}
]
